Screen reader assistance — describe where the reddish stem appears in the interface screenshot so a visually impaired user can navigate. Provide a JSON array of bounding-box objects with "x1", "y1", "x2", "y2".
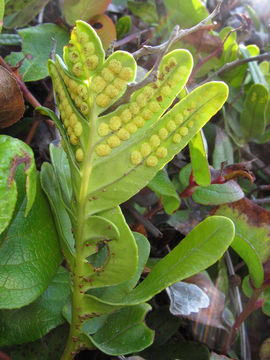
[
  {"x1": 0, "y1": 351, "x2": 10, "y2": 360},
  {"x1": 225, "y1": 281, "x2": 270, "y2": 353}
]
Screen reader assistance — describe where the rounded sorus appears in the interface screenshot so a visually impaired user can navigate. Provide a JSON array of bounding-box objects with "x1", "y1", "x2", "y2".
[
  {"x1": 68, "y1": 79, "x2": 77, "y2": 91},
  {"x1": 175, "y1": 114, "x2": 183, "y2": 125},
  {"x1": 69, "y1": 50, "x2": 80, "y2": 64},
  {"x1": 173, "y1": 72, "x2": 182, "y2": 82},
  {"x1": 149, "y1": 135, "x2": 160, "y2": 148},
  {"x1": 117, "y1": 128, "x2": 130, "y2": 140},
  {"x1": 119, "y1": 67, "x2": 133, "y2": 81},
  {"x1": 129, "y1": 103, "x2": 140, "y2": 115},
  {"x1": 161, "y1": 86, "x2": 171, "y2": 97},
  {"x1": 159, "y1": 128, "x2": 168, "y2": 140},
  {"x1": 173, "y1": 133, "x2": 181, "y2": 143},
  {"x1": 179, "y1": 127, "x2": 188, "y2": 136},
  {"x1": 76, "y1": 148, "x2": 84, "y2": 162},
  {"x1": 101, "y1": 68, "x2": 114, "y2": 82},
  {"x1": 70, "y1": 114, "x2": 78, "y2": 127},
  {"x1": 121, "y1": 109, "x2": 132, "y2": 123},
  {"x1": 107, "y1": 135, "x2": 121, "y2": 148},
  {"x1": 75, "y1": 96, "x2": 82, "y2": 107},
  {"x1": 156, "y1": 147, "x2": 168, "y2": 158},
  {"x1": 67, "y1": 126, "x2": 73, "y2": 136},
  {"x1": 96, "y1": 94, "x2": 110, "y2": 108},
  {"x1": 149, "y1": 101, "x2": 160, "y2": 113},
  {"x1": 188, "y1": 120, "x2": 194, "y2": 128},
  {"x1": 70, "y1": 134, "x2": 78, "y2": 145},
  {"x1": 64, "y1": 119, "x2": 69, "y2": 128},
  {"x1": 136, "y1": 93, "x2": 147, "y2": 108},
  {"x1": 66, "y1": 105, "x2": 72, "y2": 117},
  {"x1": 98, "y1": 122, "x2": 109, "y2": 137},
  {"x1": 92, "y1": 76, "x2": 106, "y2": 93},
  {"x1": 143, "y1": 87, "x2": 154, "y2": 99},
  {"x1": 109, "y1": 116, "x2": 121, "y2": 131},
  {"x1": 108, "y1": 59, "x2": 122, "y2": 74},
  {"x1": 86, "y1": 55, "x2": 99, "y2": 70},
  {"x1": 73, "y1": 122, "x2": 83, "y2": 137},
  {"x1": 141, "y1": 109, "x2": 153, "y2": 121},
  {"x1": 113, "y1": 78, "x2": 126, "y2": 90},
  {"x1": 105, "y1": 85, "x2": 118, "y2": 98},
  {"x1": 168, "y1": 57, "x2": 177, "y2": 67},
  {"x1": 83, "y1": 42, "x2": 95, "y2": 56},
  {"x1": 130, "y1": 150, "x2": 142, "y2": 165},
  {"x1": 72, "y1": 63, "x2": 83, "y2": 77},
  {"x1": 95, "y1": 144, "x2": 111, "y2": 156},
  {"x1": 133, "y1": 116, "x2": 145, "y2": 128},
  {"x1": 167, "y1": 120, "x2": 176, "y2": 132},
  {"x1": 77, "y1": 85, "x2": 88, "y2": 99},
  {"x1": 80, "y1": 102, "x2": 88, "y2": 115},
  {"x1": 146, "y1": 155, "x2": 158, "y2": 167},
  {"x1": 77, "y1": 32, "x2": 88, "y2": 44},
  {"x1": 140, "y1": 143, "x2": 151, "y2": 157},
  {"x1": 125, "y1": 123, "x2": 137, "y2": 134}
]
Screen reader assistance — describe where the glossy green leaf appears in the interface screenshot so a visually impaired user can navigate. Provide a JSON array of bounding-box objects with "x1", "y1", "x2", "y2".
[
  {"x1": 192, "y1": 181, "x2": 244, "y2": 205},
  {"x1": 0, "y1": 267, "x2": 70, "y2": 346},
  {"x1": 0, "y1": 176, "x2": 61, "y2": 309},
  {"x1": 49, "y1": 143, "x2": 72, "y2": 208},
  {"x1": 87, "y1": 304, "x2": 154, "y2": 355},
  {"x1": 5, "y1": 24, "x2": 69, "y2": 82},
  {"x1": 213, "y1": 198, "x2": 270, "y2": 264},
  {"x1": 10, "y1": 324, "x2": 69, "y2": 360},
  {"x1": 189, "y1": 130, "x2": 211, "y2": 186},
  {"x1": 80, "y1": 206, "x2": 138, "y2": 290},
  {"x1": 61, "y1": 0, "x2": 111, "y2": 25},
  {"x1": 164, "y1": 0, "x2": 209, "y2": 28},
  {"x1": 89, "y1": 216, "x2": 235, "y2": 305},
  {"x1": 40, "y1": 162, "x2": 75, "y2": 270},
  {"x1": 0, "y1": 135, "x2": 36, "y2": 236},
  {"x1": 87, "y1": 232, "x2": 150, "y2": 303},
  {"x1": 240, "y1": 83, "x2": 269, "y2": 140},
  {"x1": 231, "y1": 234, "x2": 264, "y2": 288},
  {"x1": 148, "y1": 169, "x2": 180, "y2": 214},
  {"x1": 116, "y1": 15, "x2": 132, "y2": 39},
  {"x1": 213, "y1": 127, "x2": 234, "y2": 169},
  {"x1": 4, "y1": 0, "x2": 50, "y2": 28}
]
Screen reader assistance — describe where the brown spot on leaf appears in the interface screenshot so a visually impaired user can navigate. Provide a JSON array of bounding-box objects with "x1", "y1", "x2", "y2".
[
  {"x1": 0, "y1": 65, "x2": 24, "y2": 128},
  {"x1": 157, "y1": 95, "x2": 162, "y2": 102}
]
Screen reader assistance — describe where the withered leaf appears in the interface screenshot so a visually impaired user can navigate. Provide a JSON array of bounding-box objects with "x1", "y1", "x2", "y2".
[{"x1": 0, "y1": 65, "x2": 24, "y2": 128}]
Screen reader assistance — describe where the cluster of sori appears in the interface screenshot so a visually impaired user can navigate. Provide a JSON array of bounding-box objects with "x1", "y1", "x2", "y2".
[
  {"x1": 94, "y1": 55, "x2": 193, "y2": 168},
  {"x1": 48, "y1": 62, "x2": 85, "y2": 163},
  {"x1": 92, "y1": 59, "x2": 133, "y2": 108}
]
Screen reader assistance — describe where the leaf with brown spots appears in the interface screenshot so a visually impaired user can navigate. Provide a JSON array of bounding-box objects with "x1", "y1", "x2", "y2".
[
  {"x1": 0, "y1": 65, "x2": 24, "y2": 128},
  {"x1": 213, "y1": 198, "x2": 270, "y2": 264}
]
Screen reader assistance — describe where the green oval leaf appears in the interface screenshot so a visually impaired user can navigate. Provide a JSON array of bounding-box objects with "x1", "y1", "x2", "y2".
[
  {"x1": 0, "y1": 267, "x2": 70, "y2": 346},
  {"x1": 0, "y1": 176, "x2": 61, "y2": 309},
  {"x1": 0, "y1": 135, "x2": 36, "y2": 236}
]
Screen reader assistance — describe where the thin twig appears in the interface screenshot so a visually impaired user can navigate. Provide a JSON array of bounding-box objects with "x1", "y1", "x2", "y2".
[
  {"x1": 224, "y1": 251, "x2": 250, "y2": 360},
  {"x1": 200, "y1": 52, "x2": 270, "y2": 84},
  {"x1": 132, "y1": 1, "x2": 223, "y2": 60},
  {"x1": 252, "y1": 197, "x2": 270, "y2": 205},
  {"x1": 124, "y1": 202, "x2": 163, "y2": 238},
  {"x1": 241, "y1": 146, "x2": 270, "y2": 179}
]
